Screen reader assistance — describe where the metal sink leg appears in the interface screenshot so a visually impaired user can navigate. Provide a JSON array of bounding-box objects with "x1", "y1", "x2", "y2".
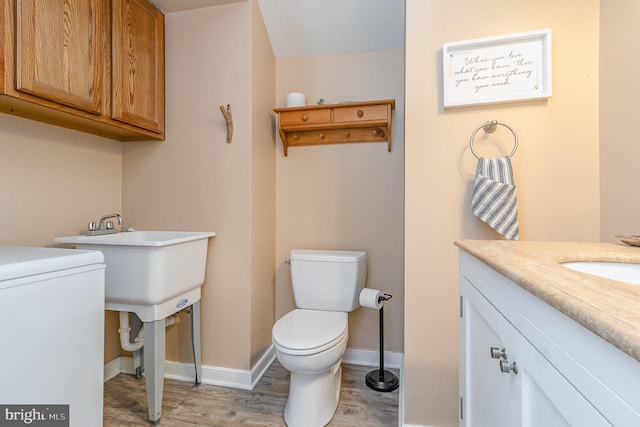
[
  {"x1": 143, "y1": 318, "x2": 166, "y2": 425},
  {"x1": 190, "y1": 301, "x2": 202, "y2": 386}
]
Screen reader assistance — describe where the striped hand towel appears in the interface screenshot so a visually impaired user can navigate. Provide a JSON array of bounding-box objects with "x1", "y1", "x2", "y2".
[{"x1": 471, "y1": 156, "x2": 519, "y2": 240}]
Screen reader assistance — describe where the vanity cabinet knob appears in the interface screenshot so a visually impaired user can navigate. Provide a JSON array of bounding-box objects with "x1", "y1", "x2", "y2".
[
  {"x1": 301, "y1": 114, "x2": 309, "y2": 121},
  {"x1": 490, "y1": 347, "x2": 507, "y2": 359},
  {"x1": 345, "y1": 131, "x2": 351, "y2": 137},
  {"x1": 319, "y1": 133, "x2": 325, "y2": 139},
  {"x1": 499, "y1": 360, "x2": 518, "y2": 375},
  {"x1": 293, "y1": 134, "x2": 299, "y2": 140},
  {"x1": 357, "y1": 109, "x2": 364, "y2": 118}
]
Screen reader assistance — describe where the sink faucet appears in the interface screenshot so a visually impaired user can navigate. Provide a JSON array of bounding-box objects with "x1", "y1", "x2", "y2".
[
  {"x1": 99, "y1": 213, "x2": 123, "y2": 231},
  {"x1": 86, "y1": 213, "x2": 124, "y2": 235}
]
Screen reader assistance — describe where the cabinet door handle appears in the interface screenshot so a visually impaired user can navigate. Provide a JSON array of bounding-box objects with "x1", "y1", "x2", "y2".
[
  {"x1": 301, "y1": 114, "x2": 309, "y2": 121},
  {"x1": 499, "y1": 359, "x2": 518, "y2": 374},
  {"x1": 357, "y1": 109, "x2": 364, "y2": 118},
  {"x1": 490, "y1": 347, "x2": 507, "y2": 359}
]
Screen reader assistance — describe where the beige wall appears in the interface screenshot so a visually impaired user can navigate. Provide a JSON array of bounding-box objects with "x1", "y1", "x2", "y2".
[
  {"x1": 249, "y1": 0, "x2": 276, "y2": 367},
  {"x1": 405, "y1": 0, "x2": 600, "y2": 425},
  {"x1": 599, "y1": 0, "x2": 639, "y2": 243},
  {"x1": 0, "y1": 113, "x2": 122, "y2": 362},
  {"x1": 122, "y1": 0, "x2": 275, "y2": 370},
  {"x1": 275, "y1": 50, "x2": 405, "y2": 353}
]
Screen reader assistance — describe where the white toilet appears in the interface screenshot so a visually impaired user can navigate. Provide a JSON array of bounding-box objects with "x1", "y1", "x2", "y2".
[{"x1": 272, "y1": 249, "x2": 367, "y2": 427}]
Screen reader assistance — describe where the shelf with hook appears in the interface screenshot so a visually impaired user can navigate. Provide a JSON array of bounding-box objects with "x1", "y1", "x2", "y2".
[{"x1": 273, "y1": 99, "x2": 395, "y2": 156}]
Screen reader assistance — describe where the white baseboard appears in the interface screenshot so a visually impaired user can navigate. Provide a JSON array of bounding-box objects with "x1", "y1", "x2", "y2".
[
  {"x1": 105, "y1": 346, "x2": 276, "y2": 390},
  {"x1": 343, "y1": 348, "x2": 403, "y2": 369},
  {"x1": 165, "y1": 345, "x2": 276, "y2": 390},
  {"x1": 104, "y1": 357, "x2": 124, "y2": 382},
  {"x1": 399, "y1": 354, "x2": 405, "y2": 427},
  {"x1": 105, "y1": 347, "x2": 403, "y2": 389}
]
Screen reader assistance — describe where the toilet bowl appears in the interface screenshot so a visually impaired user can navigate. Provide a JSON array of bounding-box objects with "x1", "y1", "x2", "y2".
[
  {"x1": 273, "y1": 309, "x2": 349, "y2": 427},
  {"x1": 272, "y1": 249, "x2": 367, "y2": 427}
]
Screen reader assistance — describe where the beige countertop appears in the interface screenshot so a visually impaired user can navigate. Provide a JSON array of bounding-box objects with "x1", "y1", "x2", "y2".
[{"x1": 455, "y1": 240, "x2": 640, "y2": 362}]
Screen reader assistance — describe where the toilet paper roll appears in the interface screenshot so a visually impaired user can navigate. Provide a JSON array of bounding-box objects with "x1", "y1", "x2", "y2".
[
  {"x1": 286, "y1": 92, "x2": 306, "y2": 107},
  {"x1": 359, "y1": 288, "x2": 384, "y2": 310}
]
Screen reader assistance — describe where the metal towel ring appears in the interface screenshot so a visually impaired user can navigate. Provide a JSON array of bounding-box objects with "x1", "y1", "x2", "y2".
[{"x1": 469, "y1": 120, "x2": 518, "y2": 160}]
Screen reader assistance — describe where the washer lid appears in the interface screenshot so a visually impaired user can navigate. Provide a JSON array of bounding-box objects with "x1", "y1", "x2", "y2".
[
  {"x1": 273, "y1": 309, "x2": 348, "y2": 352},
  {"x1": 290, "y1": 249, "x2": 366, "y2": 263},
  {"x1": 0, "y1": 246, "x2": 104, "y2": 283}
]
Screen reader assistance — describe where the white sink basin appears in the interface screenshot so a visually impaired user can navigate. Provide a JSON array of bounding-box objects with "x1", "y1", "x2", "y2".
[
  {"x1": 561, "y1": 261, "x2": 640, "y2": 285},
  {"x1": 55, "y1": 231, "x2": 215, "y2": 314},
  {"x1": 57, "y1": 230, "x2": 214, "y2": 247}
]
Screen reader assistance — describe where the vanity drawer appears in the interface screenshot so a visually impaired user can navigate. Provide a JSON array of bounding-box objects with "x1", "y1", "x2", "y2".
[
  {"x1": 334, "y1": 104, "x2": 389, "y2": 123},
  {"x1": 280, "y1": 109, "x2": 331, "y2": 127}
]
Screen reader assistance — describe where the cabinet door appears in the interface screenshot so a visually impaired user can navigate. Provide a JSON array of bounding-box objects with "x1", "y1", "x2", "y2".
[
  {"x1": 519, "y1": 336, "x2": 610, "y2": 426},
  {"x1": 15, "y1": 0, "x2": 106, "y2": 114},
  {"x1": 112, "y1": 0, "x2": 164, "y2": 133},
  {"x1": 461, "y1": 279, "x2": 518, "y2": 426}
]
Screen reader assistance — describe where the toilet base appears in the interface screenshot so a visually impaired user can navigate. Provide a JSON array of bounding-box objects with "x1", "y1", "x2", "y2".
[{"x1": 284, "y1": 360, "x2": 342, "y2": 427}]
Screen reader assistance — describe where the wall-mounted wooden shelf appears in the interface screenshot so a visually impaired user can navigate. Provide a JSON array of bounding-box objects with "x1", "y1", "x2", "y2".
[{"x1": 273, "y1": 99, "x2": 395, "y2": 156}]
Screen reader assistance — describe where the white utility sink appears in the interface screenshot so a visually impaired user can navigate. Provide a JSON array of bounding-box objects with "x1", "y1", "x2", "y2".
[
  {"x1": 56, "y1": 229, "x2": 215, "y2": 425},
  {"x1": 55, "y1": 230, "x2": 215, "y2": 321},
  {"x1": 561, "y1": 261, "x2": 640, "y2": 286}
]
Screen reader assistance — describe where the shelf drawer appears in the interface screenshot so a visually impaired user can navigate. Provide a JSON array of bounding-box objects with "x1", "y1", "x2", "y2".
[
  {"x1": 334, "y1": 104, "x2": 388, "y2": 123},
  {"x1": 287, "y1": 127, "x2": 389, "y2": 147},
  {"x1": 280, "y1": 109, "x2": 331, "y2": 127}
]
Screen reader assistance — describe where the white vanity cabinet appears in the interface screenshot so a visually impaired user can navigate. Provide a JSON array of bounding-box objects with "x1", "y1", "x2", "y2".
[{"x1": 459, "y1": 250, "x2": 640, "y2": 426}]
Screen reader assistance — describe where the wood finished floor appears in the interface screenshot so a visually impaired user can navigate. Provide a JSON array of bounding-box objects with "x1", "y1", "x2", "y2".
[{"x1": 103, "y1": 361, "x2": 399, "y2": 426}]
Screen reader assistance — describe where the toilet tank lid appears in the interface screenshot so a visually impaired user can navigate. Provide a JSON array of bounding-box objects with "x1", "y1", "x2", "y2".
[{"x1": 290, "y1": 249, "x2": 366, "y2": 263}]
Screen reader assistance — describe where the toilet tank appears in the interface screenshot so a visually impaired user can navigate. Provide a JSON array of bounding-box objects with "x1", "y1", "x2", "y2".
[{"x1": 289, "y1": 249, "x2": 367, "y2": 312}]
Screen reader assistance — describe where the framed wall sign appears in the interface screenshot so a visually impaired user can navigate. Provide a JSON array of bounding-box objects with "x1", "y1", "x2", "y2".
[{"x1": 442, "y1": 29, "x2": 552, "y2": 108}]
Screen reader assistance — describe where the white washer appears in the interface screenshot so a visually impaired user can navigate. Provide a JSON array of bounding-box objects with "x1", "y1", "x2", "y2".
[{"x1": 0, "y1": 246, "x2": 105, "y2": 427}]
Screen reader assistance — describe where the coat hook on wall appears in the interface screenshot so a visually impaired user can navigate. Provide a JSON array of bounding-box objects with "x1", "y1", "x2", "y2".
[{"x1": 219, "y1": 104, "x2": 233, "y2": 143}]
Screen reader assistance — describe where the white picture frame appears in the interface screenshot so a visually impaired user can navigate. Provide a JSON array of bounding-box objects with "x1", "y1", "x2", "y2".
[{"x1": 442, "y1": 29, "x2": 552, "y2": 108}]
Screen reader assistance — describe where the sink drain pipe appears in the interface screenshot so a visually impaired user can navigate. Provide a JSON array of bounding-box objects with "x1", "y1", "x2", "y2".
[
  {"x1": 118, "y1": 311, "x2": 178, "y2": 352},
  {"x1": 118, "y1": 312, "x2": 144, "y2": 352}
]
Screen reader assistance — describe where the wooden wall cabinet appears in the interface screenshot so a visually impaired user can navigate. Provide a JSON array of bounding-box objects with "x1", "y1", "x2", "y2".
[
  {"x1": 0, "y1": 0, "x2": 165, "y2": 141},
  {"x1": 112, "y1": 0, "x2": 165, "y2": 134},
  {"x1": 15, "y1": 0, "x2": 107, "y2": 115},
  {"x1": 273, "y1": 99, "x2": 395, "y2": 156}
]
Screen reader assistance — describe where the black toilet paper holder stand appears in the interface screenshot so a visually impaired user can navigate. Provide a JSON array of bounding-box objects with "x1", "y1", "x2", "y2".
[{"x1": 365, "y1": 293, "x2": 399, "y2": 392}]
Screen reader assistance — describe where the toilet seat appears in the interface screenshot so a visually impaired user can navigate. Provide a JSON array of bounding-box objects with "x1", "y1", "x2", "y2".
[{"x1": 273, "y1": 309, "x2": 348, "y2": 356}]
